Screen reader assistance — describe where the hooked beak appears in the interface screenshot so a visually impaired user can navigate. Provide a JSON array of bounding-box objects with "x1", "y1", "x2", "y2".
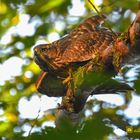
[{"x1": 33, "y1": 45, "x2": 49, "y2": 71}]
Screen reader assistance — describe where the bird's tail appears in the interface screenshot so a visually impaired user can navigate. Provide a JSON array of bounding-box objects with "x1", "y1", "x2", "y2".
[{"x1": 91, "y1": 81, "x2": 133, "y2": 95}]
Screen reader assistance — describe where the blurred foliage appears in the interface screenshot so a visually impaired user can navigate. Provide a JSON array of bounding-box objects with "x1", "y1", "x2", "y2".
[{"x1": 0, "y1": 0, "x2": 140, "y2": 139}]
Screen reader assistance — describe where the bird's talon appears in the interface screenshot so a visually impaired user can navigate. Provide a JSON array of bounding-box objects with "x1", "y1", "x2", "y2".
[{"x1": 62, "y1": 76, "x2": 72, "y2": 84}]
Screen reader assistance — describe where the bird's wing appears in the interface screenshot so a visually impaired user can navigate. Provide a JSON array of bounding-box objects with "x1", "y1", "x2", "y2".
[
  {"x1": 40, "y1": 15, "x2": 110, "y2": 62},
  {"x1": 36, "y1": 71, "x2": 66, "y2": 97},
  {"x1": 59, "y1": 28, "x2": 117, "y2": 63},
  {"x1": 35, "y1": 15, "x2": 117, "y2": 70},
  {"x1": 50, "y1": 15, "x2": 106, "y2": 57},
  {"x1": 69, "y1": 15, "x2": 106, "y2": 38}
]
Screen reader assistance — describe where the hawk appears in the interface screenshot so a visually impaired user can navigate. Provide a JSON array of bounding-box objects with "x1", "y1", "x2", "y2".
[
  {"x1": 34, "y1": 15, "x2": 122, "y2": 72},
  {"x1": 33, "y1": 13, "x2": 140, "y2": 112}
]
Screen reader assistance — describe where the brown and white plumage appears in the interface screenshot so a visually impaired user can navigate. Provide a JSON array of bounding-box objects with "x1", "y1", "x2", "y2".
[
  {"x1": 33, "y1": 15, "x2": 135, "y2": 112},
  {"x1": 33, "y1": 15, "x2": 123, "y2": 74}
]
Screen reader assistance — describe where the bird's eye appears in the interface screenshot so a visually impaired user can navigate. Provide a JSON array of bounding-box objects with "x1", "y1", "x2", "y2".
[{"x1": 41, "y1": 48, "x2": 46, "y2": 53}]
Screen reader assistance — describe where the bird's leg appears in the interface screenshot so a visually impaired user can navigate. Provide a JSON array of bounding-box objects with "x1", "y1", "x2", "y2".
[
  {"x1": 62, "y1": 67, "x2": 73, "y2": 97},
  {"x1": 62, "y1": 74, "x2": 71, "y2": 85},
  {"x1": 60, "y1": 68, "x2": 75, "y2": 112}
]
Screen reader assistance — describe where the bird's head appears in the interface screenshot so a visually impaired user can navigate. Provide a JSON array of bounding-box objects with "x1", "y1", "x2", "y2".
[{"x1": 33, "y1": 44, "x2": 53, "y2": 72}]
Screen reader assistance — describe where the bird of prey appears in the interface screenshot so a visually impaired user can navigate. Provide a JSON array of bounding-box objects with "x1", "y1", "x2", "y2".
[
  {"x1": 34, "y1": 15, "x2": 125, "y2": 73},
  {"x1": 33, "y1": 12, "x2": 140, "y2": 112}
]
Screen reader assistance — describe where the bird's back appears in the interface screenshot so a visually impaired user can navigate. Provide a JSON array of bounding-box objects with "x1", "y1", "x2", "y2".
[{"x1": 34, "y1": 15, "x2": 119, "y2": 72}]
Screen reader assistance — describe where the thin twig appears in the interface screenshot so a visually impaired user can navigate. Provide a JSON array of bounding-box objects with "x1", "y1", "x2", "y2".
[
  {"x1": 88, "y1": 0, "x2": 101, "y2": 16},
  {"x1": 28, "y1": 97, "x2": 42, "y2": 137},
  {"x1": 87, "y1": 0, "x2": 117, "y2": 36}
]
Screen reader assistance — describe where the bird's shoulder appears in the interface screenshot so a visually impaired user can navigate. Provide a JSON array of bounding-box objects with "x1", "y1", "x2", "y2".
[{"x1": 51, "y1": 16, "x2": 118, "y2": 63}]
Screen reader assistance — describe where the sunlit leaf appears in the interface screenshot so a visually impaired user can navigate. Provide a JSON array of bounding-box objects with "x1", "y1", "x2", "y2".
[
  {"x1": 11, "y1": 15, "x2": 20, "y2": 25},
  {"x1": 0, "y1": 2, "x2": 7, "y2": 14},
  {"x1": 5, "y1": 112, "x2": 18, "y2": 123}
]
